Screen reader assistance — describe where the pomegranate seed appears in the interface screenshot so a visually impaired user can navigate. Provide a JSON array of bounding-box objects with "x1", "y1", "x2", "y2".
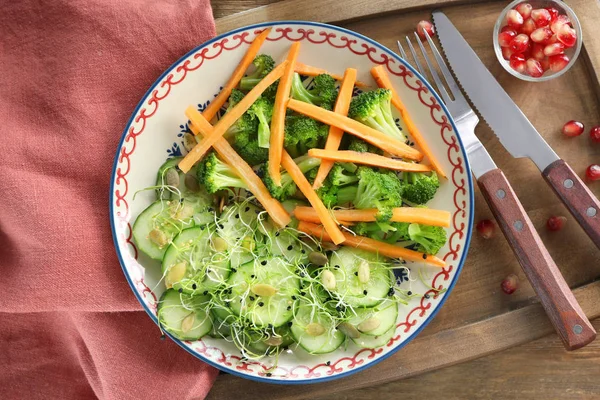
[
  {"x1": 531, "y1": 8, "x2": 551, "y2": 27},
  {"x1": 544, "y1": 42, "x2": 565, "y2": 57},
  {"x1": 530, "y1": 27, "x2": 552, "y2": 43},
  {"x1": 562, "y1": 120, "x2": 584, "y2": 137},
  {"x1": 516, "y1": 3, "x2": 533, "y2": 19},
  {"x1": 476, "y1": 219, "x2": 495, "y2": 239},
  {"x1": 416, "y1": 20, "x2": 435, "y2": 40},
  {"x1": 521, "y1": 18, "x2": 536, "y2": 35},
  {"x1": 501, "y1": 274, "x2": 519, "y2": 295},
  {"x1": 501, "y1": 25, "x2": 517, "y2": 34},
  {"x1": 546, "y1": 7, "x2": 559, "y2": 21},
  {"x1": 585, "y1": 164, "x2": 600, "y2": 181},
  {"x1": 590, "y1": 126, "x2": 600, "y2": 143},
  {"x1": 549, "y1": 54, "x2": 569, "y2": 72},
  {"x1": 545, "y1": 34, "x2": 559, "y2": 45},
  {"x1": 502, "y1": 46, "x2": 515, "y2": 60},
  {"x1": 510, "y1": 34, "x2": 530, "y2": 53},
  {"x1": 525, "y1": 58, "x2": 544, "y2": 77},
  {"x1": 509, "y1": 54, "x2": 527, "y2": 74},
  {"x1": 507, "y1": 9, "x2": 524, "y2": 29},
  {"x1": 539, "y1": 57, "x2": 550, "y2": 71},
  {"x1": 557, "y1": 24, "x2": 577, "y2": 48},
  {"x1": 498, "y1": 31, "x2": 517, "y2": 47},
  {"x1": 531, "y1": 43, "x2": 545, "y2": 60},
  {"x1": 547, "y1": 216, "x2": 567, "y2": 231},
  {"x1": 551, "y1": 15, "x2": 570, "y2": 34}
]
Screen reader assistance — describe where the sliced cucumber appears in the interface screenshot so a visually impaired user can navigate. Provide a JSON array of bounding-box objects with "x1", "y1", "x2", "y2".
[
  {"x1": 327, "y1": 248, "x2": 392, "y2": 308},
  {"x1": 233, "y1": 325, "x2": 295, "y2": 357},
  {"x1": 290, "y1": 302, "x2": 345, "y2": 354},
  {"x1": 156, "y1": 157, "x2": 183, "y2": 200},
  {"x1": 228, "y1": 258, "x2": 299, "y2": 327},
  {"x1": 346, "y1": 299, "x2": 398, "y2": 337},
  {"x1": 351, "y1": 324, "x2": 396, "y2": 349},
  {"x1": 218, "y1": 202, "x2": 261, "y2": 248},
  {"x1": 161, "y1": 227, "x2": 230, "y2": 295},
  {"x1": 157, "y1": 289, "x2": 212, "y2": 341},
  {"x1": 264, "y1": 227, "x2": 315, "y2": 265}
]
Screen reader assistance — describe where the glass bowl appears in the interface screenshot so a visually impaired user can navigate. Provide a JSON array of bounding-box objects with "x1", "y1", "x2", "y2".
[{"x1": 493, "y1": 0, "x2": 582, "y2": 82}]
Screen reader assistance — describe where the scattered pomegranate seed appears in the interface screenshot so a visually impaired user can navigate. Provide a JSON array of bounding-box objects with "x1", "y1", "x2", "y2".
[
  {"x1": 526, "y1": 58, "x2": 544, "y2": 77},
  {"x1": 521, "y1": 18, "x2": 536, "y2": 36},
  {"x1": 531, "y1": 8, "x2": 551, "y2": 27},
  {"x1": 547, "y1": 215, "x2": 567, "y2": 231},
  {"x1": 516, "y1": 3, "x2": 533, "y2": 19},
  {"x1": 549, "y1": 54, "x2": 569, "y2": 72},
  {"x1": 557, "y1": 24, "x2": 577, "y2": 47},
  {"x1": 539, "y1": 57, "x2": 550, "y2": 71},
  {"x1": 586, "y1": 164, "x2": 600, "y2": 181},
  {"x1": 502, "y1": 46, "x2": 515, "y2": 60},
  {"x1": 476, "y1": 219, "x2": 495, "y2": 239},
  {"x1": 530, "y1": 27, "x2": 552, "y2": 43},
  {"x1": 509, "y1": 54, "x2": 527, "y2": 74},
  {"x1": 498, "y1": 31, "x2": 517, "y2": 47},
  {"x1": 501, "y1": 274, "x2": 519, "y2": 295},
  {"x1": 507, "y1": 9, "x2": 524, "y2": 29},
  {"x1": 416, "y1": 20, "x2": 435, "y2": 40},
  {"x1": 531, "y1": 43, "x2": 545, "y2": 60},
  {"x1": 510, "y1": 34, "x2": 530, "y2": 53},
  {"x1": 551, "y1": 15, "x2": 570, "y2": 34},
  {"x1": 590, "y1": 126, "x2": 600, "y2": 143},
  {"x1": 544, "y1": 42, "x2": 565, "y2": 57},
  {"x1": 562, "y1": 120, "x2": 584, "y2": 137},
  {"x1": 546, "y1": 7, "x2": 560, "y2": 21}
]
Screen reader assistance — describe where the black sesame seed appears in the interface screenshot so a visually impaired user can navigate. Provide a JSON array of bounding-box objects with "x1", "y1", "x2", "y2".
[
  {"x1": 287, "y1": 245, "x2": 293, "y2": 251},
  {"x1": 407, "y1": 291, "x2": 412, "y2": 296},
  {"x1": 266, "y1": 372, "x2": 272, "y2": 377},
  {"x1": 336, "y1": 306, "x2": 342, "y2": 312},
  {"x1": 250, "y1": 296, "x2": 255, "y2": 301},
  {"x1": 261, "y1": 260, "x2": 267, "y2": 266},
  {"x1": 424, "y1": 294, "x2": 430, "y2": 299},
  {"x1": 335, "y1": 265, "x2": 340, "y2": 269},
  {"x1": 251, "y1": 275, "x2": 255, "y2": 278},
  {"x1": 287, "y1": 306, "x2": 291, "y2": 311},
  {"x1": 300, "y1": 291, "x2": 306, "y2": 296},
  {"x1": 235, "y1": 214, "x2": 240, "y2": 219},
  {"x1": 192, "y1": 284, "x2": 197, "y2": 290},
  {"x1": 288, "y1": 321, "x2": 293, "y2": 327},
  {"x1": 325, "y1": 361, "x2": 331, "y2": 366},
  {"x1": 203, "y1": 290, "x2": 208, "y2": 295},
  {"x1": 301, "y1": 249, "x2": 306, "y2": 254},
  {"x1": 258, "y1": 302, "x2": 264, "y2": 307},
  {"x1": 363, "y1": 290, "x2": 368, "y2": 295},
  {"x1": 422, "y1": 254, "x2": 427, "y2": 259},
  {"x1": 275, "y1": 232, "x2": 280, "y2": 237},
  {"x1": 292, "y1": 296, "x2": 297, "y2": 300},
  {"x1": 231, "y1": 268, "x2": 237, "y2": 273},
  {"x1": 178, "y1": 288, "x2": 183, "y2": 293},
  {"x1": 219, "y1": 224, "x2": 225, "y2": 229},
  {"x1": 354, "y1": 272, "x2": 358, "y2": 276},
  {"x1": 245, "y1": 206, "x2": 250, "y2": 212}
]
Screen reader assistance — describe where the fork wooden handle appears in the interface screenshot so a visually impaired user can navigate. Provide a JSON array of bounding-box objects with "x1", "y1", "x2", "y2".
[{"x1": 478, "y1": 168, "x2": 596, "y2": 351}]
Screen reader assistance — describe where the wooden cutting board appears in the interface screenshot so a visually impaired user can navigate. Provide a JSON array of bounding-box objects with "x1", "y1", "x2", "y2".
[{"x1": 208, "y1": 1, "x2": 600, "y2": 398}]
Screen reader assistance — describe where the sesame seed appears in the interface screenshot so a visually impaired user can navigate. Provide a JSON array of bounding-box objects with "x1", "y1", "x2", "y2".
[
  {"x1": 363, "y1": 290, "x2": 368, "y2": 295},
  {"x1": 258, "y1": 302, "x2": 264, "y2": 307},
  {"x1": 261, "y1": 260, "x2": 267, "y2": 266}
]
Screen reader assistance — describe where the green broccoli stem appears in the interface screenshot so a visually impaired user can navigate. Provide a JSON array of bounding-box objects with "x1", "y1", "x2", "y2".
[
  {"x1": 337, "y1": 185, "x2": 358, "y2": 205},
  {"x1": 239, "y1": 77, "x2": 261, "y2": 91},
  {"x1": 256, "y1": 110, "x2": 271, "y2": 149},
  {"x1": 290, "y1": 73, "x2": 320, "y2": 105}
]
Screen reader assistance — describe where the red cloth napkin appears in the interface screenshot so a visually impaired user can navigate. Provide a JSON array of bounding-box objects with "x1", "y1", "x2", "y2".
[{"x1": 0, "y1": 1, "x2": 219, "y2": 398}]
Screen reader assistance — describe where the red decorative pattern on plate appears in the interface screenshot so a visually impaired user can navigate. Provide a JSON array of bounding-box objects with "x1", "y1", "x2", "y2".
[{"x1": 112, "y1": 24, "x2": 469, "y2": 381}]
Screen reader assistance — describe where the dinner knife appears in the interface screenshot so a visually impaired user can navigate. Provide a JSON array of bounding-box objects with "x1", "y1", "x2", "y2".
[{"x1": 433, "y1": 11, "x2": 596, "y2": 350}]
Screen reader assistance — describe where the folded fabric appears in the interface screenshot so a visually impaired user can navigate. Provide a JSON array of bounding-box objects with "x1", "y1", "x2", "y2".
[{"x1": 0, "y1": 0, "x2": 219, "y2": 398}]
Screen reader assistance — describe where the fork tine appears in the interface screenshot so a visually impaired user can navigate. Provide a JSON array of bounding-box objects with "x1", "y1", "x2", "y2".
[
  {"x1": 405, "y1": 36, "x2": 427, "y2": 78},
  {"x1": 396, "y1": 40, "x2": 408, "y2": 60},
  {"x1": 424, "y1": 30, "x2": 464, "y2": 102},
  {"x1": 414, "y1": 32, "x2": 452, "y2": 104}
]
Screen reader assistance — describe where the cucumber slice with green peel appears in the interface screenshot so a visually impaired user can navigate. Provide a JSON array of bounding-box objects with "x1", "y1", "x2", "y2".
[
  {"x1": 228, "y1": 258, "x2": 300, "y2": 327},
  {"x1": 132, "y1": 200, "x2": 196, "y2": 260},
  {"x1": 263, "y1": 227, "x2": 315, "y2": 265},
  {"x1": 346, "y1": 299, "x2": 399, "y2": 337},
  {"x1": 156, "y1": 157, "x2": 183, "y2": 200},
  {"x1": 351, "y1": 324, "x2": 396, "y2": 349},
  {"x1": 290, "y1": 302, "x2": 345, "y2": 354},
  {"x1": 327, "y1": 248, "x2": 392, "y2": 308},
  {"x1": 208, "y1": 316, "x2": 232, "y2": 338},
  {"x1": 162, "y1": 227, "x2": 230, "y2": 295},
  {"x1": 231, "y1": 325, "x2": 295, "y2": 357},
  {"x1": 157, "y1": 289, "x2": 212, "y2": 341},
  {"x1": 217, "y1": 202, "x2": 262, "y2": 248}
]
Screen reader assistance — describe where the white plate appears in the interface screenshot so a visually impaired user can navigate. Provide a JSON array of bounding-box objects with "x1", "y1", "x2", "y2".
[{"x1": 110, "y1": 21, "x2": 474, "y2": 384}]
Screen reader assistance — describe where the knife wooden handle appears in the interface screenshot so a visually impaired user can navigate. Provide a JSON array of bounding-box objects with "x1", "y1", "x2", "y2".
[
  {"x1": 478, "y1": 168, "x2": 595, "y2": 350},
  {"x1": 542, "y1": 159, "x2": 600, "y2": 250}
]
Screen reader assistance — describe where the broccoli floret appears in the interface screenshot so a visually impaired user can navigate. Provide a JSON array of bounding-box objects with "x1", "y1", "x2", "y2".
[
  {"x1": 407, "y1": 223, "x2": 447, "y2": 255},
  {"x1": 401, "y1": 172, "x2": 440, "y2": 205},
  {"x1": 239, "y1": 54, "x2": 275, "y2": 91},
  {"x1": 262, "y1": 156, "x2": 321, "y2": 201},
  {"x1": 284, "y1": 115, "x2": 329, "y2": 158},
  {"x1": 353, "y1": 167, "x2": 403, "y2": 221},
  {"x1": 348, "y1": 89, "x2": 405, "y2": 142},
  {"x1": 223, "y1": 90, "x2": 258, "y2": 140},
  {"x1": 329, "y1": 163, "x2": 358, "y2": 187},
  {"x1": 233, "y1": 130, "x2": 268, "y2": 166},
  {"x1": 353, "y1": 221, "x2": 410, "y2": 243},
  {"x1": 347, "y1": 138, "x2": 383, "y2": 155},
  {"x1": 290, "y1": 73, "x2": 338, "y2": 110},
  {"x1": 197, "y1": 152, "x2": 248, "y2": 193},
  {"x1": 247, "y1": 96, "x2": 274, "y2": 148}
]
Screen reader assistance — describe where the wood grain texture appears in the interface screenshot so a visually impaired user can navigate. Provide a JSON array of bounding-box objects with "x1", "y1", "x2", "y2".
[
  {"x1": 543, "y1": 159, "x2": 600, "y2": 250},
  {"x1": 478, "y1": 168, "x2": 595, "y2": 350}
]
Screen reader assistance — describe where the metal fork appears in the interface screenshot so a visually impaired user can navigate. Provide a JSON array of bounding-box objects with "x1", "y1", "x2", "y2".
[{"x1": 397, "y1": 31, "x2": 596, "y2": 351}]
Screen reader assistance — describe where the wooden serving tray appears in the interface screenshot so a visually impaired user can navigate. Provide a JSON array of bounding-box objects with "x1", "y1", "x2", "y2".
[{"x1": 208, "y1": 1, "x2": 600, "y2": 398}]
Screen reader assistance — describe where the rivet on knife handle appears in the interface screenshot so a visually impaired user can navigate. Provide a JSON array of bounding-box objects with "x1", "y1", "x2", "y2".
[
  {"x1": 478, "y1": 168, "x2": 596, "y2": 350},
  {"x1": 543, "y1": 159, "x2": 600, "y2": 250}
]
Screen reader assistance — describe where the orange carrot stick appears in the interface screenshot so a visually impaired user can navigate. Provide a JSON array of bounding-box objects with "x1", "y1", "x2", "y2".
[
  {"x1": 287, "y1": 99, "x2": 423, "y2": 161},
  {"x1": 281, "y1": 151, "x2": 345, "y2": 244},
  {"x1": 179, "y1": 61, "x2": 287, "y2": 172},
  {"x1": 269, "y1": 42, "x2": 301, "y2": 186},
  {"x1": 202, "y1": 28, "x2": 271, "y2": 121},
  {"x1": 312, "y1": 68, "x2": 357, "y2": 189},
  {"x1": 294, "y1": 206, "x2": 451, "y2": 227},
  {"x1": 308, "y1": 149, "x2": 432, "y2": 172},
  {"x1": 297, "y1": 221, "x2": 445, "y2": 267},
  {"x1": 371, "y1": 65, "x2": 446, "y2": 178},
  {"x1": 184, "y1": 112, "x2": 291, "y2": 228},
  {"x1": 294, "y1": 62, "x2": 368, "y2": 87}
]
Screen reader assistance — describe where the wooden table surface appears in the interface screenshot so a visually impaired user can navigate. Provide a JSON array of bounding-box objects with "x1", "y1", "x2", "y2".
[{"x1": 208, "y1": 1, "x2": 600, "y2": 399}]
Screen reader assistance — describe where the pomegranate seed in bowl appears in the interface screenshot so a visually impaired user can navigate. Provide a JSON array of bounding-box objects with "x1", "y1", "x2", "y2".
[
  {"x1": 547, "y1": 216, "x2": 567, "y2": 231},
  {"x1": 531, "y1": 43, "x2": 545, "y2": 60},
  {"x1": 548, "y1": 54, "x2": 569, "y2": 72},
  {"x1": 501, "y1": 25, "x2": 518, "y2": 34},
  {"x1": 530, "y1": 27, "x2": 552, "y2": 43},
  {"x1": 507, "y1": 9, "x2": 524, "y2": 29},
  {"x1": 498, "y1": 31, "x2": 517, "y2": 47},
  {"x1": 544, "y1": 42, "x2": 564, "y2": 57},
  {"x1": 416, "y1": 20, "x2": 435, "y2": 40},
  {"x1": 585, "y1": 164, "x2": 600, "y2": 181},
  {"x1": 545, "y1": 34, "x2": 559, "y2": 45},
  {"x1": 515, "y1": 3, "x2": 533, "y2": 19},
  {"x1": 521, "y1": 18, "x2": 536, "y2": 35},
  {"x1": 557, "y1": 24, "x2": 577, "y2": 47},
  {"x1": 546, "y1": 7, "x2": 560, "y2": 21},
  {"x1": 590, "y1": 126, "x2": 600, "y2": 143},
  {"x1": 562, "y1": 120, "x2": 584, "y2": 137},
  {"x1": 531, "y1": 8, "x2": 551, "y2": 27},
  {"x1": 539, "y1": 57, "x2": 550, "y2": 71},
  {"x1": 525, "y1": 58, "x2": 544, "y2": 77},
  {"x1": 551, "y1": 15, "x2": 570, "y2": 34},
  {"x1": 509, "y1": 54, "x2": 527, "y2": 74},
  {"x1": 501, "y1": 46, "x2": 515, "y2": 60},
  {"x1": 510, "y1": 34, "x2": 530, "y2": 53}
]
